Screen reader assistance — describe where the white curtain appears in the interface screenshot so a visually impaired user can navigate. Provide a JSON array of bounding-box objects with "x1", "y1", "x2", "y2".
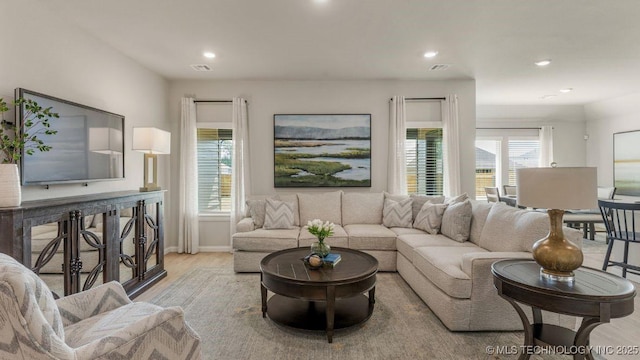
[
  {"x1": 442, "y1": 94, "x2": 461, "y2": 196},
  {"x1": 388, "y1": 96, "x2": 407, "y2": 195},
  {"x1": 230, "y1": 98, "x2": 250, "y2": 239},
  {"x1": 178, "y1": 97, "x2": 199, "y2": 254},
  {"x1": 539, "y1": 125, "x2": 554, "y2": 167}
]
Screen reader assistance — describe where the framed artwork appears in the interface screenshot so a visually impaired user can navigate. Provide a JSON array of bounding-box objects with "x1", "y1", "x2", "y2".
[
  {"x1": 274, "y1": 114, "x2": 371, "y2": 188},
  {"x1": 614, "y1": 130, "x2": 640, "y2": 196}
]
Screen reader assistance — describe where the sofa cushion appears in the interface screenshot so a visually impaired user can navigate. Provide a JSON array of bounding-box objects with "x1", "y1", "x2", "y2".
[
  {"x1": 410, "y1": 194, "x2": 445, "y2": 221},
  {"x1": 413, "y1": 201, "x2": 448, "y2": 234},
  {"x1": 298, "y1": 191, "x2": 342, "y2": 225},
  {"x1": 396, "y1": 234, "x2": 477, "y2": 262},
  {"x1": 412, "y1": 246, "x2": 487, "y2": 299},
  {"x1": 382, "y1": 198, "x2": 413, "y2": 228},
  {"x1": 344, "y1": 224, "x2": 397, "y2": 250},
  {"x1": 246, "y1": 199, "x2": 266, "y2": 228},
  {"x1": 445, "y1": 193, "x2": 468, "y2": 204},
  {"x1": 389, "y1": 227, "x2": 426, "y2": 236},
  {"x1": 299, "y1": 225, "x2": 349, "y2": 248},
  {"x1": 233, "y1": 228, "x2": 300, "y2": 251},
  {"x1": 469, "y1": 201, "x2": 493, "y2": 245},
  {"x1": 479, "y1": 203, "x2": 549, "y2": 252},
  {"x1": 264, "y1": 198, "x2": 296, "y2": 229},
  {"x1": 275, "y1": 194, "x2": 300, "y2": 226},
  {"x1": 440, "y1": 199, "x2": 473, "y2": 242},
  {"x1": 342, "y1": 192, "x2": 384, "y2": 225}
]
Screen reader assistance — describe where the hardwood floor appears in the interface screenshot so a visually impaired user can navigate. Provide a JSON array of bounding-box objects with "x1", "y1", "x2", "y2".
[{"x1": 138, "y1": 250, "x2": 639, "y2": 359}]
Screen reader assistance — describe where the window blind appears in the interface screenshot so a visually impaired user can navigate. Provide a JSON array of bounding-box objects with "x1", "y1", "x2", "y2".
[
  {"x1": 197, "y1": 128, "x2": 233, "y2": 212},
  {"x1": 406, "y1": 128, "x2": 443, "y2": 195},
  {"x1": 508, "y1": 140, "x2": 540, "y2": 185}
]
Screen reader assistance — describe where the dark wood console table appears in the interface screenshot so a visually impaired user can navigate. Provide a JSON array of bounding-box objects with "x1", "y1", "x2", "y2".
[
  {"x1": 0, "y1": 190, "x2": 166, "y2": 298},
  {"x1": 492, "y1": 259, "x2": 636, "y2": 360}
]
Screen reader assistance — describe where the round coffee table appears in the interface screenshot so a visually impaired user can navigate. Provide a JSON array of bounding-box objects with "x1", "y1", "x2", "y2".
[{"x1": 260, "y1": 247, "x2": 378, "y2": 343}]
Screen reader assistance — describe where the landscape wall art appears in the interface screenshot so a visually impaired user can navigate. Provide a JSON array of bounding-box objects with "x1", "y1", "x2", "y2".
[
  {"x1": 274, "y1": 114, "x2": 371, "y2": 187},
  {"x1": 614, "y1": 130, "x2": 640, "y2": 196}
]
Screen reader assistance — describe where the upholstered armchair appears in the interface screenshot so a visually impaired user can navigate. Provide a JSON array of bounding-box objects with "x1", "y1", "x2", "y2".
[{"x1": 0, "y1": 253, "x2": 201, "y2": 359}]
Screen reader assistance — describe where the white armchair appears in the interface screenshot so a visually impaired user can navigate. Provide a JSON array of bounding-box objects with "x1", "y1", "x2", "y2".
[{"x1": 0, "y1": 253, "x2": 201, "y2": 360}]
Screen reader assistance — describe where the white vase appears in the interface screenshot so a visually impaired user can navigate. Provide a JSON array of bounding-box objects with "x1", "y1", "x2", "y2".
[{"x1": 0, "y1": 164, "x2": 21, "y2": 207}]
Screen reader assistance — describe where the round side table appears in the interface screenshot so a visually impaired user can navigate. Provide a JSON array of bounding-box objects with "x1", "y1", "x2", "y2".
[{"x1": 492, "y1": 259, "x2": 636, "y2": 360}]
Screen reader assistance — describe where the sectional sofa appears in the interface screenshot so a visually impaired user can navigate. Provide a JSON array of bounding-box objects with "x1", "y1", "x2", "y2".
[{"x1": 232, "y1": 191, "x2": 582, "y2": 331}]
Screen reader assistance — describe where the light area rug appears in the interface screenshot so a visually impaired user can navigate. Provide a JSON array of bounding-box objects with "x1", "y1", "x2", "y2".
[{"x1": 149, "y1": 267, "x2": 572, "y2": 360}]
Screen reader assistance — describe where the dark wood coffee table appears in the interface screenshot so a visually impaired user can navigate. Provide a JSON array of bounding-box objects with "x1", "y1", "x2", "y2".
[
  {"x1": 492, "y1": 259, "x2": 636, "y2": 360},
  {"x1": 260, "y1": 247, "x2": 378, "y2": 343}
]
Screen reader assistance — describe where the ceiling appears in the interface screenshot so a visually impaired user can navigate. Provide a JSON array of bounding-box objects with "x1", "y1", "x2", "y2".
[{"x1": 38, "y1": 0, "x2": 640, "y2": 105}]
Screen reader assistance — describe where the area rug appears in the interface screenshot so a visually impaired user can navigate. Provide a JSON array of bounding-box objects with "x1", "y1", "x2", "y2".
[{"x1": 150, "y1": 267, "x2": 536, "y2": 360}]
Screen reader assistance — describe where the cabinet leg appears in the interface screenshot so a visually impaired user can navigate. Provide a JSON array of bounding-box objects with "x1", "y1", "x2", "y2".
[{"x1": 261, "y1": 283, "x2": 267, "y2": 318}]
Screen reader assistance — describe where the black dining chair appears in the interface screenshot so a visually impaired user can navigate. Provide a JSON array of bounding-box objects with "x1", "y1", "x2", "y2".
[{"x1": 598, "y1": 199, "x2": 640, "y2": 278}]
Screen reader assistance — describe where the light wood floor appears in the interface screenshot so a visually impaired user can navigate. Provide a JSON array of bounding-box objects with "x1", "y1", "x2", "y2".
[{"x1": 138, "y1": 251, "x2": 640, "y2": 358}]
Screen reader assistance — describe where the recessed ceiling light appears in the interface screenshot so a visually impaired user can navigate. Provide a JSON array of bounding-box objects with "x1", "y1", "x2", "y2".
[
  {"x1": 540, "y1": 94, "x2": 558, "y2": 99},
  {"x1": 423, "y1": 51, "x2": 439, "y2": 58},
  {"x1": 314, "y1": 0, "x2": 329, "y2": 4},
  {"x1": 203, "y1": 52, "x2": 216, "y2": 59},
  {"x1": 534, "y1": 59, "x2": 551, "y2": 67},
  {"x1": 559, "y1": 88, "x2": 573, "y2": 93}
]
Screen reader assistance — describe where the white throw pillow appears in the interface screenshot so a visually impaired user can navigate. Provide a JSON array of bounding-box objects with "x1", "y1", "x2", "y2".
[
  {"x1": 409, "y1": 194, "x2": 446, "y2": 221},
  {"x1": 382, "y1": 198, "x2": 413, "y2": 228},
  {"x1": 445, "y1": 193, "x2": 469, "y2": 205},
  {"x1": 263, "y1": 198, "x2": 295, "y2": 229},
  {"x1": 413, "y1": 201, "x2": 448, "y2": 234},
  {"x1": 440, "y1": 199, "x2": 473, "y2": 242},
  {"x1": 246, "y1": 199, "x2": 266, "y2": 228},
  {"x1": 478, "y1": 202, "x2": 549, "y2": 252}
]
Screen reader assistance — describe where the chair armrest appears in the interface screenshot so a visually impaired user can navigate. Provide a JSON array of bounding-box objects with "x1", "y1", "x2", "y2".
[
  {"x1": 56, "y1": 281, "x2": 131, "y2": 326},
  {"x1": 74, "y1": 306, "x2": 201, "y2": 359},
  {"x1": 461, "y1": 251, "x2": 532, "y2": 277},
  {"x1": 235, "y1": 217, "x2": 255, "y2": 233}
]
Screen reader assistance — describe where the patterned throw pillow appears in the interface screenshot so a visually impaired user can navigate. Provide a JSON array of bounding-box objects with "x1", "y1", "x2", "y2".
[
  {"x1": 440, "y1": 199, "x2": 473, "y2": 242},
  {"x1": 409, "y1": 194, "x2": 445, "y2": 221},
  {"x1": 246, "y1": 199, "x2": 267, "y2": 228},
  {"x1": 382, "y1": 198, "x2": 413, "y2": 228},
  {"x1": 413, "y1": 201, "x2": 448, "y2": 234},
  {"x1": 445, "y1": 193, "x2": 469, "y2": 205},
  {"x1": 263, "y1": 198, "x2": 295, "y2": 229}
]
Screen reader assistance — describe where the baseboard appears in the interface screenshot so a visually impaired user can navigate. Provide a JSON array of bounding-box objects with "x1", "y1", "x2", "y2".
[{"x1": 164, "y1": 246, "x2": 232, "y2": 254}]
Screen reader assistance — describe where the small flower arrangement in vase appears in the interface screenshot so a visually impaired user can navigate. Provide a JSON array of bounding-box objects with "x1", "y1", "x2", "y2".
[{"x1": 307, "y1": 219, "x2": 335, "y2": 258}]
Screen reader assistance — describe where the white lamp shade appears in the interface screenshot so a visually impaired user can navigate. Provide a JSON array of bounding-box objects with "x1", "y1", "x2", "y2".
[
  {"x1": 516, "y1": 167, "x2": 597, "y2": 210},
  {"x1": 132, "y1": 127, "x2": 171, "y2": 154},
  {"x1": 89, "y1": 127, "x2": 123, "y2": 154}
]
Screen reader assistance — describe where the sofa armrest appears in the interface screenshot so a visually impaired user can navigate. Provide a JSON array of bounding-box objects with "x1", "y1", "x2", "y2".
[
  {"x1": 56, "y1": 281, "x2": 131, "y2": 326},
  {"x1": 235, "y1": 217, "x2": 256, "y2": 233},
  {"x1": 461, "y1": 251, "x2": 532, "y2": 278}
]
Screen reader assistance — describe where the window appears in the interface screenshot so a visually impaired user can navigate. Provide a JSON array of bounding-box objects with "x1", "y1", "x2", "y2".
[
  {"x1": 197, "y1": 128, "x2": 232, "y2": 213},
  {"x1": 406, "y1": 128, "x2": 443, "y2": 195},
  {"x1": 475, "y1": 129, "x2": 540, "y2": 200}
]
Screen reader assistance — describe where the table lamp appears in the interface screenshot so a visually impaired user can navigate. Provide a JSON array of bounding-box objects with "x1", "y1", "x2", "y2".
[
  {"x1": 132, "y1": 127, "x2": 171, "y2": 192},
  {"x1": 516, "y1": 167, "x2": 597, "y2": 282}
]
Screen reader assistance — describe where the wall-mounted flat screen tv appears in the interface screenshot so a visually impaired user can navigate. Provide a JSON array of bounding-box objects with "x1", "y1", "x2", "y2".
[
  {"x1": 17, "y1": 88, "x2": 125, "y2": 186},
  {"x1": 614, "y1": 130, "x2": 640, "y2": 196}
]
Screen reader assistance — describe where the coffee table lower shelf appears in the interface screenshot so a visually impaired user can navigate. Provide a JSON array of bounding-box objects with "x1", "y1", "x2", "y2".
[{"x1": 266, "y1": 294, "x2": 373, "y2": 331}]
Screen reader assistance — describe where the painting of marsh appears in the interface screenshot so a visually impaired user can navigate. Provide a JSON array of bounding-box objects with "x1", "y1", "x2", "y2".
[
  {"x1": 614, "y1": 130, "x2": 640, "y2": 196},
  {"x1": 274, "y1": 114, "x2": 371, "y2": 187}
]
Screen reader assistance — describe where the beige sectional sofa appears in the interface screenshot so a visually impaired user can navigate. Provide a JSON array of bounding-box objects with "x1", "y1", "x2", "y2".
[{"x1": 232, "y1": 191, "x2": 582, "y2": 331}]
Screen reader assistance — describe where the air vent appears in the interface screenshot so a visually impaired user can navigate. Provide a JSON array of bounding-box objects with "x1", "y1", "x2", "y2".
[
  {"x1": 429, "y1": 64, "x2": 450, "y2": 71},
  {"x1": 190, "y1": 64, "x2": 212, "y2": 72}
]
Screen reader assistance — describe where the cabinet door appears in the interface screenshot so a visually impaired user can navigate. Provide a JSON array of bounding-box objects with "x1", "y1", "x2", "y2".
[{"x1": 30, "y1": 217, "x2": 68, "y2": 298}]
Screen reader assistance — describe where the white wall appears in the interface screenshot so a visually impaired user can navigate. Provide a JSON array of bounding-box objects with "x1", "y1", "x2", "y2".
[
  {"x1": 168, "y1": 79, "x2": 476, "y2": 249},
  {"x1": 476, "y1": 104, "x2": 588, "y2": 167},
  {"x1": 1, "y1": 2, "x2": 171, "y2": 231}
]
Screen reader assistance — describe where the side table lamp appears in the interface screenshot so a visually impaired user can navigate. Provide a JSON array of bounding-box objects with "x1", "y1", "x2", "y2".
[
  {"x1": 132, "y1": 127, "x2": 171, "y2": 192},
  {"x1": 516, "y1": 167, "x2": 597, "y2": 282}
]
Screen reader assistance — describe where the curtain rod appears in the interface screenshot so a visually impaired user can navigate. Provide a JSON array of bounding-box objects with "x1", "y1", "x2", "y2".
[
  {"x1": 389, "y1": 97, "x2": 446, "y2": 101},
  {"x1": 477, "y1": 127, "x2": 542, "y2": 130},
  {"x1": 194, "y1": 99, "x2": 249, "y2": 105}
]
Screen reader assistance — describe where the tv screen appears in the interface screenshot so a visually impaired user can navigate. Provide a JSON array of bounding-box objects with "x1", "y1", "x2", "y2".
[
  {"x1": 614, "y1": 130, "x2": 640, "y2": 196},
  {"x1": 17, "y1": 88, "x2": 125, "y2": 186}
]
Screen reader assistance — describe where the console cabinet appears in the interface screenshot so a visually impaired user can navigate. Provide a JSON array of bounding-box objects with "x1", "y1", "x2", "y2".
[{"x1": 0, "y1": 190, "x2": 166, "y2": 298}]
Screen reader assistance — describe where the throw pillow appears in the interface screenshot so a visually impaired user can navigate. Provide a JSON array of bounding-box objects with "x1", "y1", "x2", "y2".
[
  {"x1": 382, "y1": 198, "x2": 413, "y2": 228},
  {"x1": 263, "y1": 198, "x2": 295, "y2": 229},
  {"x1": 246, "y1": 199, "x2": 267, "y2": 228},
  {"x1": 445, "y1": 193, "x2": 469, "y2": 205},
  {"x1": 440, "y1": 199, "x2": 473, "y2": 242},
  {"x1": 409, "y1": 194, "x2": 445, "y2": 221},
  {"x1": 413, "y1": 201, "x2": 448, "y2": 234},
  {"x1": 478, "y1": 202, "x2": 549, "y2": 252}
]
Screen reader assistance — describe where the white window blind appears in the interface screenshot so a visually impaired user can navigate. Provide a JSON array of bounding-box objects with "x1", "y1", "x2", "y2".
[
  {"x1": 507, "y1": 140, "x2": 540, "y2": 185},
  {"x1": 197, "y1": 128, "x2": 233, "y2": 213},
  {"x1": 475, "y1": 139, "x2": 500, "y2": 199},
  {"x1": 406, "y1": 128, "x2": 443, "y2": 195}
]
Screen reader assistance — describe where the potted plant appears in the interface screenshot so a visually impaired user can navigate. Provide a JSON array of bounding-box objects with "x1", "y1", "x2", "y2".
[{"x1": 0, "y1": 97, "x2": 58, "y2": 207}]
